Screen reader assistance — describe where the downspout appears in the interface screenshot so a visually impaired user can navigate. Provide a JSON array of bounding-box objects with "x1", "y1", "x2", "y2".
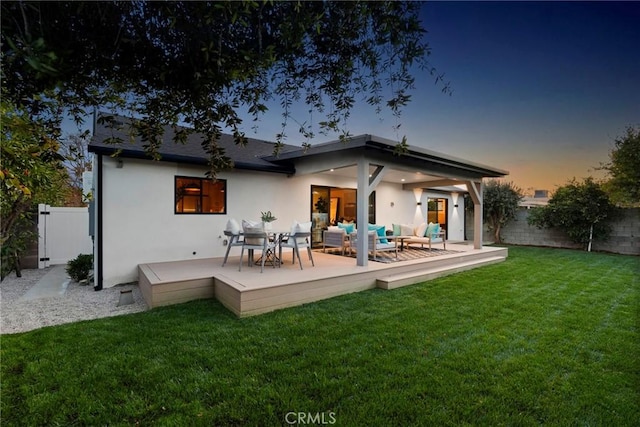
[{"x1": 94, "y1": 154, "x2": 104, "y2": 291}]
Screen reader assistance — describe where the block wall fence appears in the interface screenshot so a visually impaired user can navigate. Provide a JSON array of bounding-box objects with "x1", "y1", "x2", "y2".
[{"x1": 465, "y1": 207, "x2": 640, "y2": 256}]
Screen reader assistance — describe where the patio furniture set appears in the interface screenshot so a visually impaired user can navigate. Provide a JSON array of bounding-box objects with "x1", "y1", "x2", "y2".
[
  {"x1": 222, "y1": 219, "x2": 315, "y2": 272},
  {"x1": 222, "y1": 218, "x2": 447, "y2": 271},
  {"x1": 323, "y1": 222, "x2": 446, "y2": 259}
]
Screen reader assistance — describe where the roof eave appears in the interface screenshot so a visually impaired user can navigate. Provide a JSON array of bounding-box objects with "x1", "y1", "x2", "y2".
[
  {"x1": 88, "y1": 145, "x2": 295, "y2": 175},
  {"x1": 263, "y1": 135, "x2": 508, "y2": 178}
]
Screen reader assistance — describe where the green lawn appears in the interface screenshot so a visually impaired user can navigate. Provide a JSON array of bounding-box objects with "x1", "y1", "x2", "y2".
[{"x1": 1, "y1": 246, "x2": 638, "y2": 426}]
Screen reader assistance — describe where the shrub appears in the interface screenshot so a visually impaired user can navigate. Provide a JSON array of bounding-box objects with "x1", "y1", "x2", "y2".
[
  {"x1": 66, "y1": 254, "x2": 93, "y2": 282},
  {"x1": 483, "y1": 180, "x2": 523, "y2": 243},
  {"x1": 528, "y1": 178, "x2": 616, "y2": 251}
]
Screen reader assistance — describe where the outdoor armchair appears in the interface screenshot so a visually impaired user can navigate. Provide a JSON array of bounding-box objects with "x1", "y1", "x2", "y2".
[
  {"x1": 350, "y1": 230, "x2": 398, "y2": 261},
  {"x1": 322, "y1": 227, "x2": 351, "y2": 255}
]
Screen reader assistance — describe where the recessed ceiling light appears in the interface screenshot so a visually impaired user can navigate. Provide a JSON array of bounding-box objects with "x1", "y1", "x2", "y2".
[{"x1": 401, "y1": 178, "x2": 405, "y2": 182}]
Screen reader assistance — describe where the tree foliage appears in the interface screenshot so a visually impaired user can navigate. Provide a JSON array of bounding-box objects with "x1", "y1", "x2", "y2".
[
  {"x1": 59, "y1": 132, "x2": 93, "y2": 206},
  {"x1": 1, "y1": 1, "x2": 448, "y2": 178},
  {"x1": 483, "y1": 180, "x2": 523, "y2": 244},
  {"x1": 600, "y1": 126, "x2": 640, "y2": 207},
  {"x1": 528, "y1": 178, "x2": 616, "y2": 251},
  {"x1": 1, "y1": 101, "x2": 69, "y2": 279}
]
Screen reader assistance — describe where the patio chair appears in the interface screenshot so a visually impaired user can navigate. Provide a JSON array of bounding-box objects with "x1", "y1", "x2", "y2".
[
  {"x1": 222, "y1": 230, "x2": 244, "y2": 266},
  {"x1": 279, "y1": 221, "x2": 314, "y2": 269},
  {"x1": 222, "y1": 219, "x2": 244, "y2": 266},
  {"x1": 239, "y1": 227, "x2": 277, "y2": 273}
]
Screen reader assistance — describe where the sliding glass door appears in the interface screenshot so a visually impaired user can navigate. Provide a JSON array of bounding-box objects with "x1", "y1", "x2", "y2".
[
  {"x1": 311, "y1": 185, "x2": 376, "y2": 246},
  {"x1": 311, "y1": 186, "x2": 330, "y2": 246}
]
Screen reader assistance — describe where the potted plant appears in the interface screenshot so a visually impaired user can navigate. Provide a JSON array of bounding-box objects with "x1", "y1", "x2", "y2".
[
  {"x1": 314, "y1": 197, "x2": 328, "y2": 212},
  {"x1": 261, "y1": 211, "x2": 277, "y2": 230}
]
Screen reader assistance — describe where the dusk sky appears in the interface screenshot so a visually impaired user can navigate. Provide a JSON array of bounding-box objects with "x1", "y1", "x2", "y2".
[
  {"x1": 408, "y1": 1, "x2": 640, "y2": 193},
  {"x1": 243, "y1": 1, "x2": 640, "y2": 193},
  {"x1": 72, "y1": 1, "x2": 639, "y2": 194}
]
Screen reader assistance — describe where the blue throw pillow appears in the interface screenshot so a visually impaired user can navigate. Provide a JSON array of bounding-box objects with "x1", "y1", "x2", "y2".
[
  {"x1": 368, "y1": 224, "x2": 388, "y2": 243},
  {"x1": 338, "y1": 222, "x2": 355, "y2": 234},
  {"x1": 425, "y1": 222, "x2": 437, "y2": 237},
  {"x1": 392, "y1": 224, "x2": 401, "y2": 236},
  {"x1": 378, "y1": 226, "x2": 388, "y2": 243}
]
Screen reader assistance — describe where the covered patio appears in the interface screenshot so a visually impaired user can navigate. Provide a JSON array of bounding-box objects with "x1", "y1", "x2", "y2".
[
  {"x1": 139, "y1": 243, "x2": 507, "y2": 317},
  {"x1": 263, "y1": 135, "x2": 509, "y2": 265}
]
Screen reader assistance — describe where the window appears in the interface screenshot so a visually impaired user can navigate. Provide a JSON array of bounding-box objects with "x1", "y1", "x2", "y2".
[{"x1": 175, "y1": 176, "x2": 226, "y2": 214}]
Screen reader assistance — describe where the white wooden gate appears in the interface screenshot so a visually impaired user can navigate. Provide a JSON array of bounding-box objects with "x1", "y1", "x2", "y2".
[{"x1": 38, "y1": 204, "x2": 93, "y2": 268}]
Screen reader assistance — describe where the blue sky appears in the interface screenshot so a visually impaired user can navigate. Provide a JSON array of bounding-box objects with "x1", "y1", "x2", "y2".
[{"x1": 72, "y1": 1, "x2": 639, "y2": 193}]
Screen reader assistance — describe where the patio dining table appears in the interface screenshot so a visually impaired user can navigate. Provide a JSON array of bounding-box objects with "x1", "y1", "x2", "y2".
[{"x1": 243, "y1": 230, "x2": 290, "y2": 267}]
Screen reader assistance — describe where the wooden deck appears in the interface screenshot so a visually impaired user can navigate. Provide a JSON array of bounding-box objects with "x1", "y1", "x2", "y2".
[{"x1": 138, "y1": 243, "x2": 508, "y2": 317}]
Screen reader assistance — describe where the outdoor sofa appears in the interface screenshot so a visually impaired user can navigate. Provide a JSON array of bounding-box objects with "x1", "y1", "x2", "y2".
[{"x1": 394, "y1": 222, "x2": 446, "y2": 250}]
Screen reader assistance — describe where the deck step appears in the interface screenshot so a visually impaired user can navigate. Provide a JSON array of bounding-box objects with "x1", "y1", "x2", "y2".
[{"x1": 377, "y1": 255, "x2": 506, "y2": 290}]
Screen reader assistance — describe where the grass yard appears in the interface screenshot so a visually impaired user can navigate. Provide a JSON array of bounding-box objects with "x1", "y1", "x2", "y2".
[{"x1": 1, "y1": 246, "x2": 638, "y2": 426}]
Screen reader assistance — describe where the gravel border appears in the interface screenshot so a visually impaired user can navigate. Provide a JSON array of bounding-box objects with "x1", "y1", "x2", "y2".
[{"x1": 1, "y1": 267, "x2": 148, "y2": 335}]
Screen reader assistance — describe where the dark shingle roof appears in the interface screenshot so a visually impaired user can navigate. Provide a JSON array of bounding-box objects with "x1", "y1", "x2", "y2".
[
  {"x1": 88, "y1": 115, "x2": 298, "y2": 174},
  {"x1": 89, "y1": 115, "x2": 508, "y2": 179}
]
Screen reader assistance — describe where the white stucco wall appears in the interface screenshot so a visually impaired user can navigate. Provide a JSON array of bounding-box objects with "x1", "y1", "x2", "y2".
[
  {"x1": 420, "y1": 191, "x2": 466, "y2": 242},
  {"x1": 97, "y1": 157, "x2": 465, "y2": 287}
]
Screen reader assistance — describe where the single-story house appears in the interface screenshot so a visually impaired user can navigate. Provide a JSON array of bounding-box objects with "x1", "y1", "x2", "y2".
[{"x1": 88, "y1": 115, "x2": 508, "y2": 290}]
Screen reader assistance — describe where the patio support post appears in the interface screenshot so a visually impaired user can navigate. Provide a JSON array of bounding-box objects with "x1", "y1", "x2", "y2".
[
  {"x1": 356, "y1": 158, "x2": 370, "y2": 266},
  {"x1": 356, "y1": 160, "x2": 387, "y2": 266},
  {"x1": 465, "y1": 180, "x2": 483, "y2": 250}
]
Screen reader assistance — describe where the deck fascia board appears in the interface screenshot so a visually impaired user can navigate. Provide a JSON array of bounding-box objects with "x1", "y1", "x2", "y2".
[{"x1": 138, "y1": 246, "x2": 508, "y2": 315}]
